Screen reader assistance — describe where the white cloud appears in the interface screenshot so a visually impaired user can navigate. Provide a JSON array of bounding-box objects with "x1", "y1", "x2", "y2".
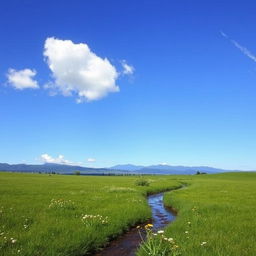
[
  {"x1": 121, "y1": 60, "x2": 134, "y2": 75},
  {"x1": 6, "y1": 68, "x2": 39, "y2": 90},
  {"x1": 160, "y1": 162, "x2": 168, "y2": 166},
  {"x1": 40, "y1": 154, "x2": 72, "y2": 165},
  {"x1": 220, "y1": 31, "x2": 256, "y2": 62},
  {"x1": 43, "y1": 37, "x2": 119, "y2": 102},
  {"x1": 87, "y1": 158, "x2": 96, "y2": 162}
]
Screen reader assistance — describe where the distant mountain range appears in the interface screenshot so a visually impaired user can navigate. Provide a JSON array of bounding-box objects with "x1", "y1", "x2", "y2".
[
  {"x1": 0, "y1": 162, "x2": 249, "y2": 175},
  {"x1": 111, "y1": 164, "x2": 144, "y2": 171},
  {"x1": 0, "y1": 163, "x2": 110, "y2": 174},
  {"x1": 109, "y1": 164, "x2": 241, "y2": 174}
]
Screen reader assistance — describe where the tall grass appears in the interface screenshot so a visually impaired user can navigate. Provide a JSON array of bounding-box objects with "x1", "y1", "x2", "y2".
[
  {"x1": 137, "y1": 172, "x2": 256, "y2": 256},
  {"x1": 2, "y1": 172, "x2": 256, "y2": 256},
  {"x1": 0, "y1": 172, "x2": 181, "y2": 256}
]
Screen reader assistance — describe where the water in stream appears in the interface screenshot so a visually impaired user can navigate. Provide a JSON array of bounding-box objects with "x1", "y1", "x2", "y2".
[
  {"x1": 94, "y1": 193, "x2": 176, "y2": 256},
  {"x1": 147, "y1": 193, "x2": 176, "y2": 231}
]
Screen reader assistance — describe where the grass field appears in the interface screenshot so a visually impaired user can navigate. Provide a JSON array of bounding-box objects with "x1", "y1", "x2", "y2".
[
  {"x1": 137, "y1": 172, "x2": 256, "y2": 256},
  {"x1": 0, "y1": 172, "x2": 182, "y2": 256},
  {"x1": 0, "y1": 172, "x2": 256, "y2": 256}
]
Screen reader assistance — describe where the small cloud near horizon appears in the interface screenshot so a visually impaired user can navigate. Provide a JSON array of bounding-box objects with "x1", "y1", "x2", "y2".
[
  {"x1": 40, "y1": 153, "x2": 72, "y2": 165},
  {"x1": 87, "y1": 158, "x2": 96, "y2": 163}
]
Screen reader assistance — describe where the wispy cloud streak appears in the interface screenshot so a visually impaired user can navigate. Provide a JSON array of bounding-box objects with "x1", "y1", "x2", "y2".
[{"x1": 220, "y1": 31, "x2": 256, "y2": 62}]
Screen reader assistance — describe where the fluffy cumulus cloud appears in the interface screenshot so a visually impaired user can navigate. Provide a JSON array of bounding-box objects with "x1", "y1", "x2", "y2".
[
  {"x1": 121, "y1": 60, "x2": 134, "y2": 75},
  {"x1": 44, "y1": 37, "x2": 120, "y2": 102},
  {"x1": 5, "y1": 38, "x2": 134, "y2": 102},
  {"x1": 40, "y1": 154, "x2": 72, "y2": 165},
  {"x1": 6, "y1": 68, "x2": 39, "y2": 90}
]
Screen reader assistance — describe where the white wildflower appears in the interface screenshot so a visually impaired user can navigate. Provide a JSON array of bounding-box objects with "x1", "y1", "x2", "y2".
[{"x1": 11, "y1": 239, "x2": 17, "y2": 243}]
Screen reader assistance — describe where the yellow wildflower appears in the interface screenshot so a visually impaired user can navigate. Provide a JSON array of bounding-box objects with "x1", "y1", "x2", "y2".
[{"x1": 145, "y1": 223, "x2": 153, "y2": 229}]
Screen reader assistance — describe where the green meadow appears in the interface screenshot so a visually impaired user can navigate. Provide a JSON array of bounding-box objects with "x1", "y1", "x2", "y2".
[
  {"x1": 0, "y1": 172, "x2": 256, "y2": 256},
  {"x1": 0, "y1": 172, "x2": 181, "y2": 256},
  {"x1": 137, "y1": 172, "x2": 256, "y2": 256}
]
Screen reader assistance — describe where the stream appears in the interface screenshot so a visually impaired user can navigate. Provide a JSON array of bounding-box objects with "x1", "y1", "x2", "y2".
[{"x1": 94, "y1": 192, "x2": 176, "y2": 256}]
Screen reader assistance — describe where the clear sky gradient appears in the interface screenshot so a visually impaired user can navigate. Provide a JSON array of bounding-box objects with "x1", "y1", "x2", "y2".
[{"x1": 1, "y1": 0, "x2": 256, "y2": 170}]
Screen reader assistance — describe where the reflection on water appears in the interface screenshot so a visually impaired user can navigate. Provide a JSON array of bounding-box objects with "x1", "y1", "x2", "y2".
[{"x1": 147, "y1": 193, "x2": 176, "y2": 231}]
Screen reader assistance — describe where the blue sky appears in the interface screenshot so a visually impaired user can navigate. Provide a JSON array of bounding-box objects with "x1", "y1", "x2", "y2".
[{"x1": 1, "y1": 0, "x2": 256, "y2": 170}]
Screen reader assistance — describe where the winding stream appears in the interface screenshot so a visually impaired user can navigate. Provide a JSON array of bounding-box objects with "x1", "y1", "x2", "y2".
[{"x1": 94, "y1": 192, "x2": 176, "y2": 256}]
